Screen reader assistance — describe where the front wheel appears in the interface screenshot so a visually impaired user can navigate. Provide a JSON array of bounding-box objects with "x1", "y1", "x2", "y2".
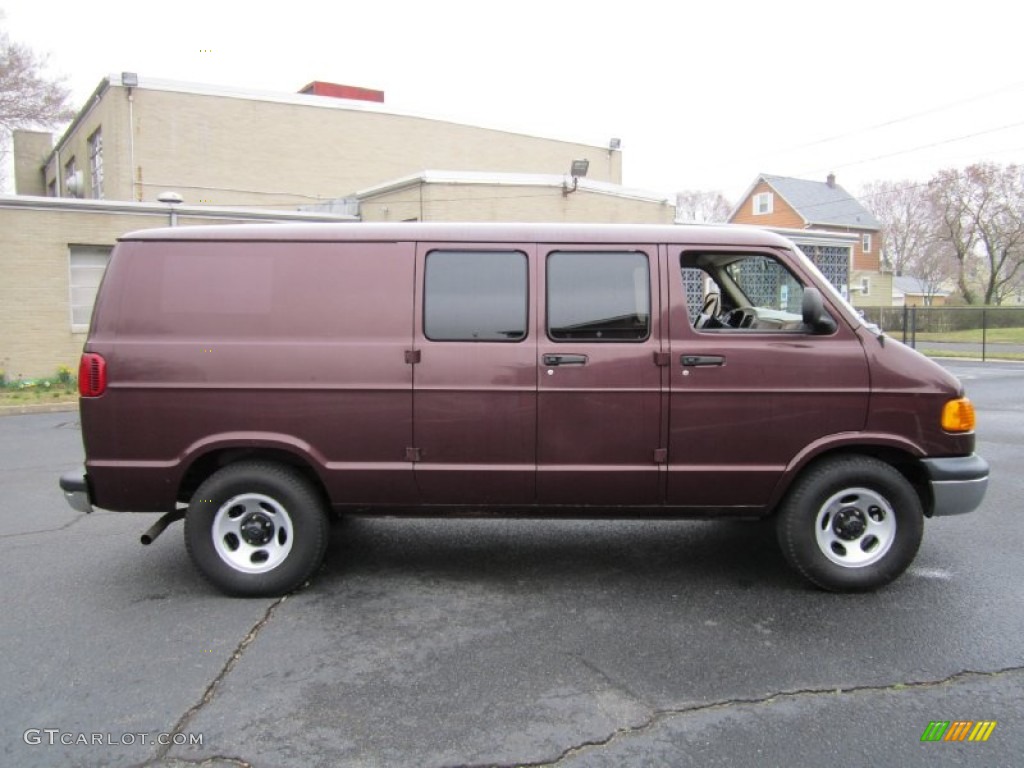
[
  {"x1": 185, "y1": 462, "x2": 329, "y2": 597},
  {"x1": 776, "y1": 456, "x2": 923, "y2": 592}
]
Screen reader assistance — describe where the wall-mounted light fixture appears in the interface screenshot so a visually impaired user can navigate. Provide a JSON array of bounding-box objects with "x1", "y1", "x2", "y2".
[{"x1": 563, "y1": 159, "x2": 590, "y2": 197}]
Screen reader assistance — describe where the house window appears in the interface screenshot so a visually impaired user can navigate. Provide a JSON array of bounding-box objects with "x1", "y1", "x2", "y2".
[
  {"x1": 753, "y1": 192, "x2": 773, "y2": 215},
  {"x1": 69, "y1": 245, "x2": 112, "y2": 332},
  {"x1": 862, "y1": 233, "x2": 872, "y2": 253},
  {"x1": 860, "y1": 277, "x2": 871, "y2": 295},
  {"x1": 88, "y1": 129, "x2": 104, "y2": 199},
  {"x1": 64, "y1": 157, "x2": 78, "y2": 198}
]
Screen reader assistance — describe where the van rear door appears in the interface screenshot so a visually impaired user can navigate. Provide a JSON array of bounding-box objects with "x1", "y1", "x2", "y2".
[{"x1": 412, "y1": 243, "x2": 538, "y2": 504}]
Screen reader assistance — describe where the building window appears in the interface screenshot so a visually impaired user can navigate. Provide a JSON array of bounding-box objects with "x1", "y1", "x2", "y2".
[
  {"x1": 64, "y1": 157, "x2": 79, "y2": 198},
  {"x1": 860, "y1": 277, "x2": 871, "y2": 295},
  {"x1": 862, "y1": 233, "x2": 872, "y2": 253},
  {"x1": 424, "y1": 250, "x2": 528, "y2": 341},
  {"x1": 547, "y1": 251, "x2": 650, "y2": 341},
  {"x1": 69, "y1": 245, "x2": 112, "y2": 332},
  {"x1": 88, "y1": 129, "x2": 104, "y2": 199},
  {"x1": 753, "y1": 192, "x2": 773, "y2": 215}
]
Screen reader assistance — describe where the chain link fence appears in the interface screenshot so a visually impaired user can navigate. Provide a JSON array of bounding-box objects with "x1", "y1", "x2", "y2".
[{"x1": 858, "y1": 306, "x2": 1024, "y2": 361}]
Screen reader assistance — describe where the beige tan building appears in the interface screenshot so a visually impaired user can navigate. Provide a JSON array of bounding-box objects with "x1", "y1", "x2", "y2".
[{"x1": 17, "y1": 74, "x2": 624, "y2": 209}]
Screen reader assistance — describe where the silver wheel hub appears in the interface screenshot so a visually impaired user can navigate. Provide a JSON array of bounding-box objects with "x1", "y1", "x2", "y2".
[
  {"x1": 815, "y1": 488, "x2": 896, "y2": 568},
  {"x1": 212, "y1": 493, "x2": 294, "y2": 574}
]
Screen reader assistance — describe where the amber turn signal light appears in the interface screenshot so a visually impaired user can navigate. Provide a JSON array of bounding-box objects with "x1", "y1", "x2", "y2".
[{"x1": 942, "y1": 397, "x2": 975, "y2": 432}]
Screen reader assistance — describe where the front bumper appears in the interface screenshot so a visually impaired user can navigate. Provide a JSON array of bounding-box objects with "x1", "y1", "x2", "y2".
[
  {"x1": 59, "y1": 471, "x2": 95, "y2": 514},
  {"x1": 922, "y1": 454, "x2": 989, "y2": 516}
]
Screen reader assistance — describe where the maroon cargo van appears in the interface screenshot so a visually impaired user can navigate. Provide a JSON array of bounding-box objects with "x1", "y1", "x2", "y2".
[{"x1": 60, "y1": 222, "x2": 988, "y2": 596}]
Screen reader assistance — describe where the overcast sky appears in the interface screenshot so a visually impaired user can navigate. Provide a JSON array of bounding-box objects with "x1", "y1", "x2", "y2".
[{"x1": 4, "y1": 0, "x2": 1023, "y2": 202}]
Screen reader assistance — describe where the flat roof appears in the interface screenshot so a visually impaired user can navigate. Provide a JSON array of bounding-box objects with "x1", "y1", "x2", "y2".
[
  {"x1": 0, "y1": 194, "x2": 357, "y2": 222},
  {"x1": 354, "y1": 170, "x2": 672, "y2": 205}
]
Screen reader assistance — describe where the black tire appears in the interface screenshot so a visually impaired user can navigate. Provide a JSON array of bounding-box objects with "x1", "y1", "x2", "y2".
[
  {"x1": 185, "y1": 462, "x2": 329, "y2": 597},
  {"x1": 776, "y1": 456, "x2": 923, "y2": 592}
]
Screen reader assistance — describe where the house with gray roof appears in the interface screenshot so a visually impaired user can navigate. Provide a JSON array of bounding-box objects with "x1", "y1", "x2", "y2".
[{"x1": 728, "y1": 173, "x2": 889, "y2": 307}]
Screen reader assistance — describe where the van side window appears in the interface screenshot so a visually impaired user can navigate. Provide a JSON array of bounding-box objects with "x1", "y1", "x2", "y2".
[
  {"x1": 424, "y1": 250, "x2": 527, "y2": 341},
  {"x1": 547, "y1": 251, "x2": 650, "y2": 341},
  {"x1": 683, "y1": 252, "x2": 809, "y2": 332}
]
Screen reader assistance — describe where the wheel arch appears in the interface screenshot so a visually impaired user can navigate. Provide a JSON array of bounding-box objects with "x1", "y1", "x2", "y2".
[
  {"x1": 178, "y1": 442, "x2": 330, "y2": 511},
  {"x1": 769, "y1": 440, "x2": 933, "y2": 518}
]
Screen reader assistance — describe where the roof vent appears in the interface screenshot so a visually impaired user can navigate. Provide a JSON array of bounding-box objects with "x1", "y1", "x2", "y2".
[{"x1": 827, "y1": 173, "x2": 836, "y2": 188}]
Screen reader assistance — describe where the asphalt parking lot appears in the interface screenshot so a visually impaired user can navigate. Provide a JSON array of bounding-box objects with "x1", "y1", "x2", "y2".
[{"x1": 1, "y1": 360, "x2": 1022, "y2": 768}]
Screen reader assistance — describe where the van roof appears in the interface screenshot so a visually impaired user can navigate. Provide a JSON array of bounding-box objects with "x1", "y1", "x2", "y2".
[{"x1": 121, "y1": 222, "x2": 796, "y2": 248}]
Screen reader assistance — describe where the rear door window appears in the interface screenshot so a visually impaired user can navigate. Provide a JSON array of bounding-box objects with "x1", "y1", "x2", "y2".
[{"x1": 423, "y1": 250, "x2": 528, "y2": 341}]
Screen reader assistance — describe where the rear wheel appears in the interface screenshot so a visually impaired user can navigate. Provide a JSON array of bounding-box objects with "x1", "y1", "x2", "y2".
[
  {"x1": 185, "y1": 462, "x2": 329, "y2": 597},
  {"x1": 776, "y1": 456, "x2": 923, "y2": 591}
]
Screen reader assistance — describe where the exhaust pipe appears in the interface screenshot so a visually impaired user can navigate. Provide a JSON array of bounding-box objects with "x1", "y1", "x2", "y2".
[{"x1": 141, "y1": 508, "x2": 186, "y2": 545}]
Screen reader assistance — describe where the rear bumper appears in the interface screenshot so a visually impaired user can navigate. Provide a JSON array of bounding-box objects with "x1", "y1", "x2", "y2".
[
  {"x1": 922, "y1": 454, "x2": 989, "y2": 516},
  {"x1": 59, "y1": 471, "x2": 94, "y2": 514}
]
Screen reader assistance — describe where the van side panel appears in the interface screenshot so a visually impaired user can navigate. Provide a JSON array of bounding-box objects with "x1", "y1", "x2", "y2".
[{"x1": 81, "y1": 240, "x2": 417, "y2": 511}]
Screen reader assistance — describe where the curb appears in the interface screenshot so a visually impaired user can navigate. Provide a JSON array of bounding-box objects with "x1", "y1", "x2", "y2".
[{"x1": 0, "y1": 402, "x2": 79, "y2": 417}]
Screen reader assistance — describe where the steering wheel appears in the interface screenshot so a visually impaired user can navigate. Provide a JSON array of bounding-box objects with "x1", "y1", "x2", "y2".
[{"x1": 722, "y1": 307, "x2": 755, "y2": 328}]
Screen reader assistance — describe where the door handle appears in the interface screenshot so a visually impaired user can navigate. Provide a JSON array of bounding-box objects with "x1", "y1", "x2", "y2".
[
  {"x1": 681, "y1": 354, "x2": 725, "y2": 367},
  {"x1": 543, "y1": 354, "x2": 588, "y2": 366}
]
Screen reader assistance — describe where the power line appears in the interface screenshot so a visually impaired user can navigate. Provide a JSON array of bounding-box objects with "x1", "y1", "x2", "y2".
[{"x1": 777, "y1": 81, "x2": 1024, "y2": 156}]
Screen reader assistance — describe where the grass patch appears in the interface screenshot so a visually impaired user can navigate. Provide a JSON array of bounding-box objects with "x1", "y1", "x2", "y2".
[
  {"x1": 918, "y1": 348, "x2": 1024, "y2": 361},
  {"x1": 910, "y1": 327, "x2": 1024, "y2": 344},
  {"x1": 0, "y1": 368, "x2": 79, "y2": 407}
]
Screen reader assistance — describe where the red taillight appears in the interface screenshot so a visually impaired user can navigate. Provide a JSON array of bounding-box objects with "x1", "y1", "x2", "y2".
[{"x1": 78, "y1": 353, "x2": 107, "y2": 397}]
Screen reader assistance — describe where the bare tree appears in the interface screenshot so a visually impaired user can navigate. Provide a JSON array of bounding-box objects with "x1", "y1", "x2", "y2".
[
  {"x1": 675, "y1": 189, "x2": 732, "y2": 223},
  {"x1": 0, "y1": 16, "x2": 74, "y2": 187},
  {"x1": 860, "y1": 179, "x2": 932, "y2": 276},
  {"x1": 0, "y1": 23, "x2": 73, "y2": 133},
  {"x1": 929, "y1": 164, "x2": 1024, "y2": 305},
  {"x1": 929, "y1": 168, "x2": 983, "y2": 304},
  {"x1": 911, "y1": 239, "x2": 958, "y2": 305}
]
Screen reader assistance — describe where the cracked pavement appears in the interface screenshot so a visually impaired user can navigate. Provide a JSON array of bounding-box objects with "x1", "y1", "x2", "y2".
[{"x1": 2, "y1": 360, "x2": 1023, "y2": 767}]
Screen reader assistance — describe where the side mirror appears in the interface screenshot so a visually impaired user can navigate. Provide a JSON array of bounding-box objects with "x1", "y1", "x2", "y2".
[{"x1": 802, "y1": 287, "x2": 837, "y2": 335}]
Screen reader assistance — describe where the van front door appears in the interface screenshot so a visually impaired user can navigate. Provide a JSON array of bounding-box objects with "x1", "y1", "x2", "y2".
[
  {"x1": 536, "y1": 245, "x2": 665, "y2": 506},
  {"x1": 666, "y1": 248, "x2": 870, "y2": 509}
]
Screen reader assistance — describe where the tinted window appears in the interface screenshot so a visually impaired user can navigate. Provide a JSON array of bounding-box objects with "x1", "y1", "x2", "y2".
[
  {"x1": 547, "y1": 251, "x2": 650, "y2": 341},
  {"x1": 424, "y1": 250, "x2": 527, "y2": 341}
]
